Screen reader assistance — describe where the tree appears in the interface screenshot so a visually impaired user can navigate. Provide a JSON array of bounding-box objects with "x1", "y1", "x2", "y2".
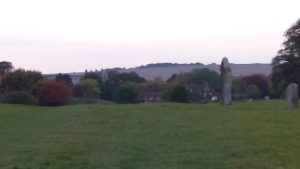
[
  {"x1": 115, "y1": 84, "x2": 139, "y2": 104},
  {"x1": 36, "y1": 80, "x2": 71, "y2": 106},
  {"x1": 1, "y1": 69, "x2": 44, "y2": 92},
  {"x1": 163, "y1": 84, "x2": 188, "y2": 103},
  {"x1": 242, "y1": 74, "x2": 270, "y2": 97},
  {"x1": 246, "y1": 84, "x2": 260, "y2": 99},
  {"x1": 0, "y1": 61, "x2": 13, "y2": 75},
  {"x1": 0, "y1": 61, "x2": 13, "y2": 87},
  {"x1": 55, "y1": 73, "x2": 73, "y2": 87},
  {"x1": 170, "y1": 85, "x2": 188, "y2": 103},
  {"x1": 185, "y1": 68, "x2": 221, "y2": 92},
  {"x1": 81, "y1": 72, "x2": 103, "y2": 87},
  {"x1": 79, "y1": 79, "x2": 100, "y2": 98},
  {"x1": 272, "y1": 18, "x2": 300, "y2": 94}
]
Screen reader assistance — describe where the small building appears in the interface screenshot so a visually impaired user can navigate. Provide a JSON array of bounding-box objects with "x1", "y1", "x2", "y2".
[
  {"x1": 138, "y1": 92, "x2": 162, "y2": 102},
  {"x1": 186, "y1": 83, "x2": 218, "y2": 102}
]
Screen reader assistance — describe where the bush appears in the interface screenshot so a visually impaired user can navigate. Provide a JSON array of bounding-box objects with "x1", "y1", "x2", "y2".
[
  {"x1": 4, "y1": 91, "x2": 37, "y2": 105},
  {"x1": 247, "y1": 84, "x2": 261, "y2": 99},
  {"x1": 163, "y1": 84, "x2": 189, "y2": 103},
  {"x1": 0, "y1": 69, "x2": 44, "y2": 92},
  {"x1": 36, "y1": 80, "x2": 71, "y2": 106},
  {"x1": 115, "y1": 85, "x2": 138, "y2": 104},
  {"x1": 72, "y1": 84, "x2": 84, "y2": 98},
  {"x1": 79, "y1": 79, "x2": 100, "y2": 98},
  {"x1": 170, "y1": 85, "x2": 189, "y2": 103}
]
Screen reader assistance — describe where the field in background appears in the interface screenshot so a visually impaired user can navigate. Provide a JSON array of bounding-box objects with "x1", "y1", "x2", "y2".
[{"x1": 0, "y1": 101, "x2": 299, "y2": 169}]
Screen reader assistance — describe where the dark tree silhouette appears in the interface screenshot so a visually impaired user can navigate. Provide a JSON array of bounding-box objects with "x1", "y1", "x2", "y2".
[
  {"x1": 272, "y1": 18, "x2": 300, "y2": 93},
  {"x1": 0, "y1": 61, "x2": 13, "y2": 74}
]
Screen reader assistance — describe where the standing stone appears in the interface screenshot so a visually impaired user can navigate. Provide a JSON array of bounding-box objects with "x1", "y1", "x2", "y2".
[
  {"x1": 220, "y1": 57, "x2": 232, "y2": 105},
  {"x1": 285, "y1": 83, "x2": 299, "y2": 109}
]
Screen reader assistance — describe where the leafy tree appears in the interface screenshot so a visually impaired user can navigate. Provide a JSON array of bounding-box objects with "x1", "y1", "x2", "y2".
[
  {"x1": 167, "y1": 74, "x2": 179, "y2": 83},
  {"x1": 55, "y1": 73, "x2": 73, "y2": 87},
  {"x1": 36, "y1": 80, "x2": 71, "y2": 106},
  {"x1": 72, "y1": 84, "x2": 84, "y2": 98},
  {"x1": 246, "y1": 84, "x2": 260, "y2": 99},
  {"x1": 81, "y1": 72, "x2": 103, "y2": 87},
  {"x1": 272, "y1": 18, "x2": 300, "y2": 93},
  {"x1": 163, "y1": 84, "x2": 188, "y2": 103},
  {"x1": 185, "y1": 68, "x2": 221, "y2": 91},
  {"x1": 243, "y1": 74, "x2": 270, "y2": 97},
  {"x1": 1, "y1": 69, "x2": 44, "y2": 92},
  {"x1": 0, "y1": 61, "x2": 13, "y2": 75},
  {"x1": 99, "y1": 71, "x2": 146, "y2": 101},
  {"x1": 79, "y1": 79, "x2": 100, "y2": 98},
  {"x1": 115, "y1": 84, "x2": 139, "y2": 104},
  {"x1": 99, "y1": 81, "x2": 116, "y2": 101}
]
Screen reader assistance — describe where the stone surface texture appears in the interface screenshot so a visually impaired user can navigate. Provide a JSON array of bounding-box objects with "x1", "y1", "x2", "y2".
[{"x1": 220, "y1": 57, "x2": 232, "y2": 105}]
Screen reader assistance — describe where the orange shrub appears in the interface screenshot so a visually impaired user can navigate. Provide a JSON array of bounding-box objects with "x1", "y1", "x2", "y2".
[{"x1": 37, "y1": 80, "x2": 71, "y2": 106}]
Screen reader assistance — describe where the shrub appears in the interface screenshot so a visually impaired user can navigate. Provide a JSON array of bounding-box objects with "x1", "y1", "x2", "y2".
[
  {"x1": 79, "y1": 79, "x2": 100, "y2": 98},
  {"x1": 115, "y1": 85, "x2": 138, "y2": 104},
  {"x1": 170, "y1": 85, "x2": 189, "y2": 103},
  {"x1": 163, "y1": 84, "x2": 189, "y2": 103},
  {"x1": 36, "y1": 80, "x2": 71, "y2": 106},
  {"x1": 72, "y1": 84, "x2": 84, "y2": 98},
  {"x1": 4, "y1": 91, "x2": 37, "y2": 105},
  {"x1": 0, "y1": 69, "x2": 44, "y2": 92},
  {"x1": 247, "y1": 84, "x2": 261, "y2": 99}
]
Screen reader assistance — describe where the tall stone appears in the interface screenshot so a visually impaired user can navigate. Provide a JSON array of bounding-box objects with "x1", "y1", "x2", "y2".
[
  {"x1": 220, "y1": 57, "x2": 232, "y2": 105},
  {"x1": 285, "y1": 83, "x2": 299, "y2": 109}
]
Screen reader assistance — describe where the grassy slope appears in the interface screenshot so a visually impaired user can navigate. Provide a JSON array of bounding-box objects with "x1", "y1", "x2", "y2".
[{"x1": 0, "y1": 101, "x2": 299, "y2": 169}]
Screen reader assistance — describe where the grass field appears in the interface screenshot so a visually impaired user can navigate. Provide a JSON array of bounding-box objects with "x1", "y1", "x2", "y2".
[{"x1": 0, "y1": 100, "x2": 300, "y2": 169}]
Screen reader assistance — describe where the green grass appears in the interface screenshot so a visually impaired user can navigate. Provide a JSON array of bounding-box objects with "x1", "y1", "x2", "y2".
[{"x1": 0, "y1": 100, "x2": 300, "y2": 169}]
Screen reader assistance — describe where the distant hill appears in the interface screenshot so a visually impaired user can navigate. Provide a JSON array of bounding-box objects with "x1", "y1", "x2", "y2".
[
  {"x1": 124, "y1": 63, "x2": 272, "y2": 81},
  {"x1": 46, "y1": 63, "x2": 272, "y2": 82}
]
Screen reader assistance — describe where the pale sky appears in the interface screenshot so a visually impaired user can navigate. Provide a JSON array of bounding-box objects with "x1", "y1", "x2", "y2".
[{"x1": 0, "y1": 0, "x2": 299, "y2": 73}]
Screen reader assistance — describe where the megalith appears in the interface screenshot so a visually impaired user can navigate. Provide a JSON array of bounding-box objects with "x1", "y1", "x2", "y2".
[
  {"x1": 220, "y1": 57, "x2": 232, "y2": 105},
  {"x1": 285, "y1": 83, "x2": 299, "y2": 109}
]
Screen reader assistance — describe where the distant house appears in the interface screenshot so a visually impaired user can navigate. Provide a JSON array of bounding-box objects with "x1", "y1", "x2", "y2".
[
  {"x1": 186, "y1": 83, "x2": 218, "y2": 102},
  {"x1": 138, "y1": 92, "x2": 162, "y2": 102}
]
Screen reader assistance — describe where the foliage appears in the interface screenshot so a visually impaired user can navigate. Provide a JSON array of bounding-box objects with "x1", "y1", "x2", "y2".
[
  {"x1": 36, "y1": 80, "x2": 71, "y2": 106},
  {"x1": 99, "y1": 71, "x2": 146, "y2": 101},
  {"x1": 0, "y1": 61, "x2": 13, "y2": 75},
  {"x1": 246, "y1": 84, "x2": 261, "y2": 99},
  {"x1": 163, "y1": 83, "x2": 188, "y2": 103},
  {"x1": 170, "y1": 85, "x2": 189, "y2": 103},
  {"x1": 166, "y1": 74, "x2": 179, "y2": 83},
  {"x1": 4, "y1": 91, "x2": 37, "y2": 105},
  {"x1": 272, "y1": 18, "x2": 300, "y2": 94},
  {"x1": 79, "y1": 79, "x2": 100, "y2": 98},
  {"x1": 109, "y1": 71, "x2": 146, "y2": 84},
  {"x1": 242, "y1": 74, "x2": 270, "y2": 97},
  {"x1": 99, "y1": 81, "x2": 116, "y2": 101},
  {"x1": 115, "y1": 83, "x2": 139, "y2": 103},
  {"x1": 81, "y1": 72, "x2": 103, "y2": 87},
  {"x1": 55, "y1": 73, "x2": 73, "y2": 87},
  {"x1": 185, "y1": 68, "x2": 221, "y2": 90},
  {"x1": 72, "y1": 84, "x2": 84, "y2": 98},
  {"x1": 0, "y1": 69, "x2": 44, "y2": 93}
]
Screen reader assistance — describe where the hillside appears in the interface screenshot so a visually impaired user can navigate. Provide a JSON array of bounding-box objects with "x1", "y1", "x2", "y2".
[
  {"x1": 125, "y1": 63, "x2": 272, "y2": 80},
  {"x1": 46, "y1": 63, "x2": 272, "y2": 82}
]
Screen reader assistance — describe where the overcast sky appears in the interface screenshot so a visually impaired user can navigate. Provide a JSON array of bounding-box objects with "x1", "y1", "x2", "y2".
[{"x1": 0, "y1": 0, "x2": 299, "y2": 73}]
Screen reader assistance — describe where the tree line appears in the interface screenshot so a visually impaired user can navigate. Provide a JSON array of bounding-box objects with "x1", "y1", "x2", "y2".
[{"x1": 1, "y1": 17, "x2": 300, "y2": 106}]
